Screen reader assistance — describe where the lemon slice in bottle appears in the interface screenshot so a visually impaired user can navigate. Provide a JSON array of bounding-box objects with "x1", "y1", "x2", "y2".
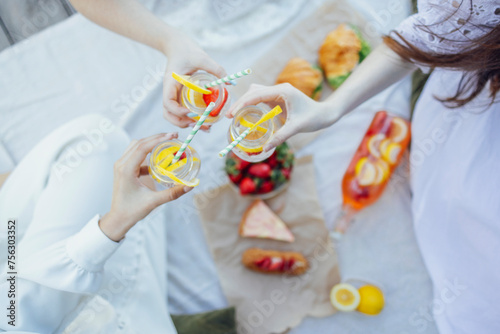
[
  {"x1": 330, "y1": 283, "x2": 361, "y2": 312},
  {"x1": 389, "y1": 117, "x2": 408, "y2": 143},
  {"x1": 367, "y1": 133, "x2": 386, "y2": 158},
  {"x1": 374, "y1": 159, "x2": 390, "y2": 185},
  {"x1": 355, "y1": 157, "x2": 377, "y2": 186},
  {"x1": 382, "y1": 142, "x2": 402, "y2": 165},
  {"x1": 172, "y1": 72, "x2": 211, "y2": 94}
]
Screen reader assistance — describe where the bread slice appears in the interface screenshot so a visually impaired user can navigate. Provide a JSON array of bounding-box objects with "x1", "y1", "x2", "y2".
[{"x1": 239, "y1": 200, "x2": 295, "y2": 242}]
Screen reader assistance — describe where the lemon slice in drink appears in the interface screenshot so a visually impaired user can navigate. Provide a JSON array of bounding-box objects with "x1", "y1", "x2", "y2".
[
  {"x1": 229, "y1": 132, "x2": 263, "y2": 154},
  {"x1": 157, "y1": 166, "x2": 200, "y2": 187},
  {"x1": 239, "y1": 117, "x2": 268, "y2": 133},
  {"x1": 187, "y1": 88, "x2": 207, "y2": 108},
  {"x1": 172, "y1": 72, "x2": 211, "y2": 94},
  {"x1": 330, "y1": 283, "x2": 361, "y2": 312},
  {"x1": 166, "y1": 157, "x2": 200, "y2": 172}
]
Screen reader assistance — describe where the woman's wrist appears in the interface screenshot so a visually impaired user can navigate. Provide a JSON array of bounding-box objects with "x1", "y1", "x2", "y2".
[
  {"x1": 317, "y1": 99, "x2": 345, "y2": 128},
  {"x1": 99, "y1": 211, "x2": 131, "y2": 242}
]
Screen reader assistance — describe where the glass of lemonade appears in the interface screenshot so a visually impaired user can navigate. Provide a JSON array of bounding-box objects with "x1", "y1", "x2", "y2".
[
  {"x1": 228, "y1": 105, "x2": 278, "y2": 163},
  {"x1": 148, "y1": 139, "x2": 201, "y2": 188},
  {"x1": 181, "y1": 72, "x2": 230, "y2": 125}
]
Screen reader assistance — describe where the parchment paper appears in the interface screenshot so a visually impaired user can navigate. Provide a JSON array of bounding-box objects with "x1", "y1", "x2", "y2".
[
  {"x1": 231, "y1": 0, "x2": 380, "y2": 152},
  {"x1": 197, "y1": 156, "x2": 340, "y2": 334}
]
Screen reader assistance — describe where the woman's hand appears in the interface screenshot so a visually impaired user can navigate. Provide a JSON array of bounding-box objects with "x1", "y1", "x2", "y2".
[
  {"x1": 162, "y1": 31, "x2": 226, "y2": 129},
  {"x1": 99, "y1": 133, "x2": 192, "y2": 241},
  {"x1": 227, "y1": 83, "x2": 341, "y2": 151}
]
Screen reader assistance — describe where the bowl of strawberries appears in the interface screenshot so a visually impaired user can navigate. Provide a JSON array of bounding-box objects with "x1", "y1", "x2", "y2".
[{"x1": 225, "y1": 142, "x2": 294, "y2": 199}]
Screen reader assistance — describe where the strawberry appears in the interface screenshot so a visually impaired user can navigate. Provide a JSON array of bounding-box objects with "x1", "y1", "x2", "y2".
[
  {"x1": 236, "y1": 157, "x2": 250, "y2": 171},
  {"x1": 266, "y1": 154, "x2": 278, "y2": 168},
  {"x1": 268, "y1": 258, "x2": 282, "y2": 271},
  {"x1": 281, "y1": 168, "x2": 291, "y2": 180},
  {"x1": 248, "y1": 163, "x2": 272, "y2": 178},
  {"x1": 229, "y1": 173, "x2": 242, "y2": 184},
  {"x1": 284, "y1": 258, "x2": 295, "y2": 271},
  {"x1": 279, "y1": 257, "x2": 287, "y2": 271},
  {"x1": 239, "y1": 177, "x2": 256, "y2": 195},
  {"x1": 259, "y1": 257, "x2": 271, "y2": 269},
  {"x1": 203, "y1": 87, "x2": 228, "y2": 117},
  {"x1": 255, "y1": 257, "x2": 267, "y2": 267},
  {"x1": 173, "y1": 151, "x2": 187, "y2": 160},
  {"x1": 258, "y1": 181, "x2": 274, "y2": 194}
]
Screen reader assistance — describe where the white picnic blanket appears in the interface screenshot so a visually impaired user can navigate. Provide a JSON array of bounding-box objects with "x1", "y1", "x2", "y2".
[{"x1": 0, "y1": 0, "x2": 438, "y2": 333}]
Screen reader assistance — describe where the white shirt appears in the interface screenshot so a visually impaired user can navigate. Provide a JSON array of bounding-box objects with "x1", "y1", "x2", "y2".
[{"x1": 395, "y1": 1, "x2": 500, "y2": 332}]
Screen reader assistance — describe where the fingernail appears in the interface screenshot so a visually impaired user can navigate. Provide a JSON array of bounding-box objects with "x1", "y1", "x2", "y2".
[
  {"x1": 184, "y1": 186, "x2": 193, "y2": 193},
  {"x1": 187, "y1": 122, "x2": 196, "y2": 127},
  {"x1": 263, "y1": 144, "x2": 272, "y2": 152},
  {"x1": 187, "y1": 112, "x2": 198, "y2": 118}
]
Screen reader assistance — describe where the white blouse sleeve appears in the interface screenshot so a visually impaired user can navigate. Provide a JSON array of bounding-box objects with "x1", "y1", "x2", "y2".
[
  {"x1": 0, "y1": 215, "x2": 122, "y2": 332},
  {"x1": 391, "y1": 0, "x2": 499, "y2": 70}
]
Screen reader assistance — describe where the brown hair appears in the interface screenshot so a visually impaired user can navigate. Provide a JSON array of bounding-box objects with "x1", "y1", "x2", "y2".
[{"x1": 384, "y1": 24, "x2": 500, "y2": 108}]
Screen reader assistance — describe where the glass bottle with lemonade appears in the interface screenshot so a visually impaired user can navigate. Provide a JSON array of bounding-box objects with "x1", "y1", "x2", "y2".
[
  {"x1": 228, "y1": 105, "x2": 280, "y2": 163},
  {"x1": 334, "y1": 110, "x2": 411, "y2": 235}
]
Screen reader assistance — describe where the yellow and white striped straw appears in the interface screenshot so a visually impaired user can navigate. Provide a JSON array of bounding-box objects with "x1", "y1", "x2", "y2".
[
  {"x1": 171, "y1": 102, "x2": 215, "y2": 165},
  {"x1": 205, "y1": 68, "x2": 252, "y2": 88}
]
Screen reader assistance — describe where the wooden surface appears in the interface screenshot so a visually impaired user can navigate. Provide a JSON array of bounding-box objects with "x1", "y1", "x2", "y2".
[{"x1": 0, "y1": 0, "x2": 75, "y2": 52}]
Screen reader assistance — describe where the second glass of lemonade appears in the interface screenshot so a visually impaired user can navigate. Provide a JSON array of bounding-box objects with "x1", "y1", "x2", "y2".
[{"x1": 228, "y1": 105, "x2": 278, "y2": 163}]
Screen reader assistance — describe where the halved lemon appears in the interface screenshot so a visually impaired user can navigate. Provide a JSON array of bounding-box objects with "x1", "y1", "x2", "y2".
[
  {"x1": 357, "y1": 285, "x2": 385, "y2": 315},
  {"x1": 172, "y1": 72, "x2": 211, "y2": 94},
  {"x1": 157, "y1": 166, "x2": 200, "y2": 187},
  {"x1": 389, "y1": 117, "x2": 408, "y2": 143},
  {"x1": 355, "y1": 157, "x2": 377, "y2": 186},
  {"x1": 330, "y1": 283, "x2": 361, "y2": 312},
  {"x1": 382, "y1": 142, "x2": 402, "y2": 165},
  {"x1": 367, "y1": 134, "x2": 386, "y2": 158}
]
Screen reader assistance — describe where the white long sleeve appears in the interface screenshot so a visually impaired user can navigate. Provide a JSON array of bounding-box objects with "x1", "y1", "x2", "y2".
[{"x1": 0, "y1": 215, "x2": 121, "y2": 332}]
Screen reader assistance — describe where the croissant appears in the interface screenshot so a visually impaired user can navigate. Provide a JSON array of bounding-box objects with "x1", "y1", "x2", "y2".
[
  {"x1": 276, "y1": 57, "x2": 323, "y2": 100},
  {"x1": 319, "y1": 24, "x2": 370, "y2": 89}
]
